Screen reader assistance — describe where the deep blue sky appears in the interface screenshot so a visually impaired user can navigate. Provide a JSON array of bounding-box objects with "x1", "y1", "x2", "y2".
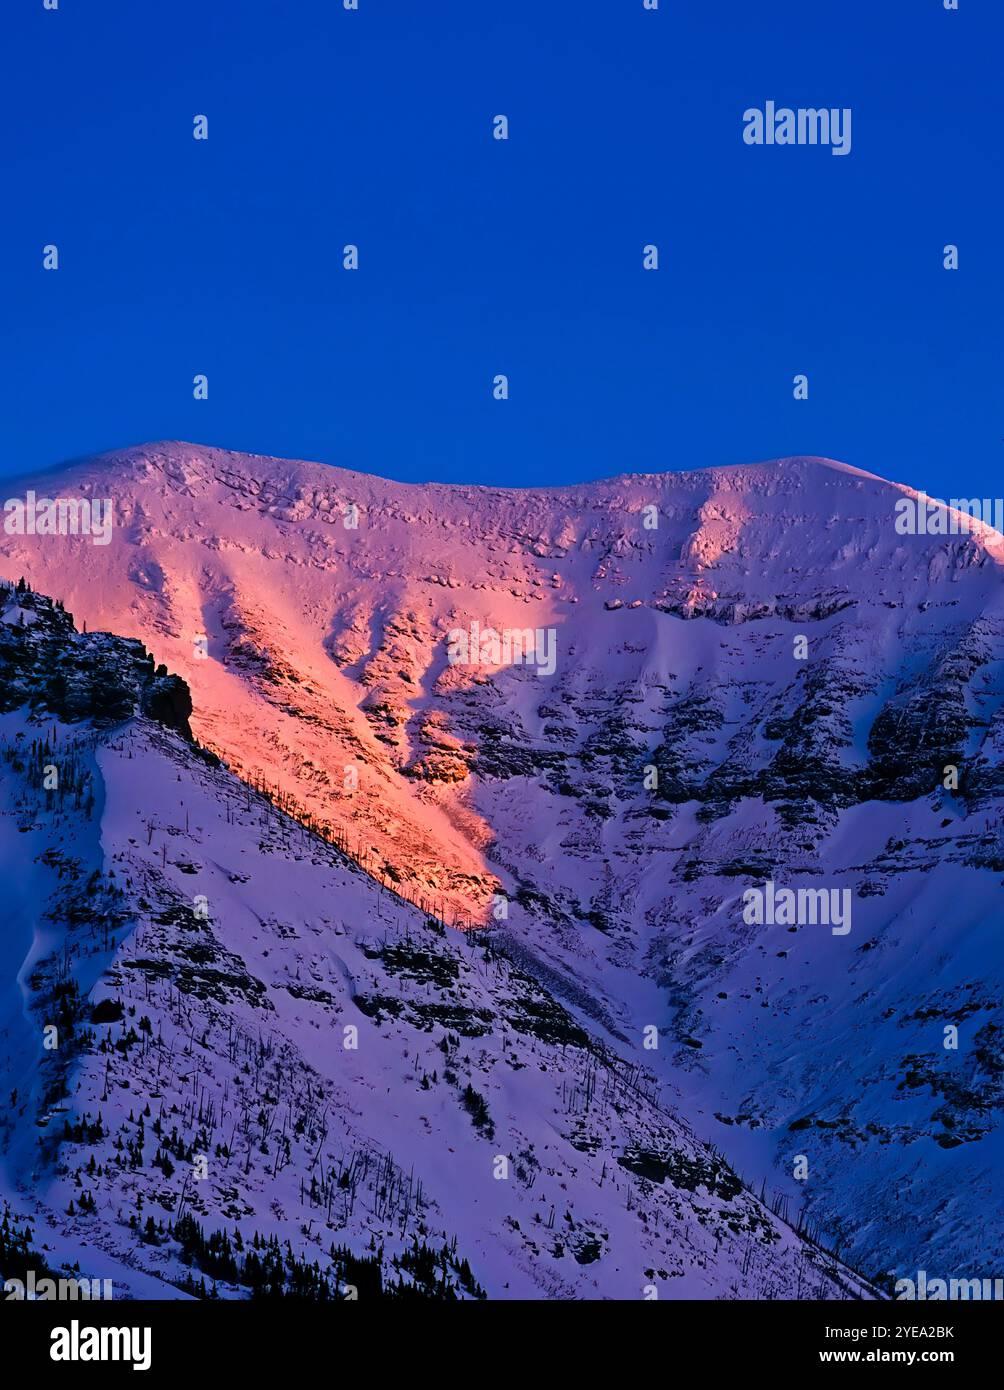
[{"x1": 1, "y1": 0, "x2": 1000, "y2": 496}]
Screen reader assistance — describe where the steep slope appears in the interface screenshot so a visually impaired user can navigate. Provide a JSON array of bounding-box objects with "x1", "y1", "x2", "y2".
[
  {"x1": 2, "y1": 440, "x2": 1002, "y2": 1287},
  {"x1": 0, "y1": 584, "x2": 870, "y2": 1299}
]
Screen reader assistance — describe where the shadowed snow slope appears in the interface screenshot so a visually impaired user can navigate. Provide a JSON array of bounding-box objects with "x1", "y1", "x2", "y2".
[{"x1": 0, "y1": 584, "x2": 870, "y2": 1299}]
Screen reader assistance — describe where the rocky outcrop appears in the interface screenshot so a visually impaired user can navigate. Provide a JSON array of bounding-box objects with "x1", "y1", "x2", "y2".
[{"x1": 0, "y1": 580, "x2": 193, "y2": 738}]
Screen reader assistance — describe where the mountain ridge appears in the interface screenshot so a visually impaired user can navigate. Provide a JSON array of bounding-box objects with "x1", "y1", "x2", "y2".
[{"x1": 7, "y1": 440, "x2": 892, "y2": 492}]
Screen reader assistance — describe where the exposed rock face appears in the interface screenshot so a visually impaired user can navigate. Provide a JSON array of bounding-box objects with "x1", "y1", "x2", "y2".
[
  {"x1": 0, "y1": 581, "x2": 193, "y2": 738},
  {"x1": 139, "y1": 670, "x2": 193, "y2": 737}
]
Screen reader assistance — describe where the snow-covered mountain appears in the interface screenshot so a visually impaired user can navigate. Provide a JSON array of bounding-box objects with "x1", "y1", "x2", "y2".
[
  {"x1": 0, "y1": 583, "x2": 869, "y2": 1299},
  {"x1": 2, "y1": 439, "x2": 1002, "y2": 1297}
]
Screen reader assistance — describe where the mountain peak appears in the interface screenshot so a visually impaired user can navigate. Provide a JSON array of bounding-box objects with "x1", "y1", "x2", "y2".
[
  {"x1": 1, "y1": 437, "x2": 1003, "y2": 1299},
  {"x1": 16, "y1": 439, "x2": 900, "y2": 500}
]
